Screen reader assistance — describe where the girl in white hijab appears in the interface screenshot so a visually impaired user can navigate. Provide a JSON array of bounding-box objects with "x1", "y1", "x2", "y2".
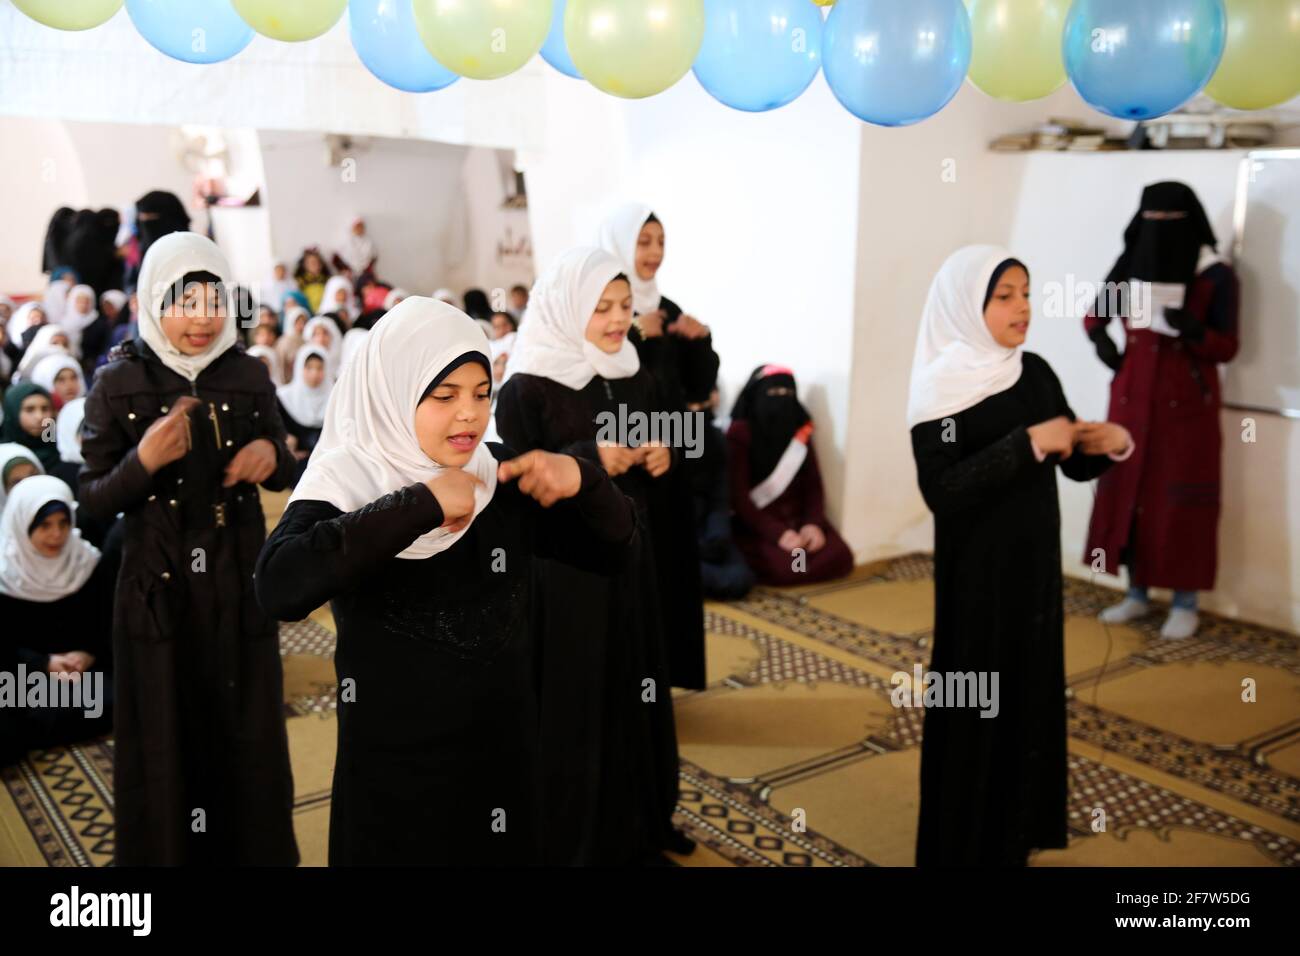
[
  {"x1": 276, "y1": 344, "x2": 334, "y2": 481},
  {"x1": 275, "y1": 304, "x2": 311, "y2": 383},
  {"x1": 246, "y1": 344, "x2": 283, "y2": 384},
  {"x1": 301, "y1": 316, "x2": 343, "y2": 377},
  {"x1": 40, "y1": 271, "x2": 75, "y2": 326},
  {"x1": 494, "y1": 246, "x2": 692, "y2": 864},
  {"x1": 0, "y1": 443, "x2": 44, "y2": 512},
  {"x1": 321, "y1": 275, "x2": 359, "y2": 325},
  {"x1": 6, "y1": 302, "x2": 46, "y2": 350},
  {"x1": 0, "y1": 474, "x2": 99, "y2": 603},
  {"x1": 31, "y1": 353, "x2": 86, "y2": 407},
  {"x1": 55, "y1": 397, "x2": 87, "y2": 465},
  {"x1": 13, "y1": 325, "x2": 74, "y2": 384},
  {"x1": 60, "y1": 284, "x2": 99, "y2": 356},
  {"x1": 255, "y1": 295, "x2": 636, "y2": 866},
  {"x1": 909, "y1": 245, "x2": 1133, "y2": 868},
  {"x1": 597, "y1": 203, "x2": 662, "y2": 318}
]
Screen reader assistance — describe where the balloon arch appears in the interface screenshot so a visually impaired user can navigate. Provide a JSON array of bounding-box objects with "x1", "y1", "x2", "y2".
[{"x1": 11, "y1": 1, "x2": 1300, "y2": 125}]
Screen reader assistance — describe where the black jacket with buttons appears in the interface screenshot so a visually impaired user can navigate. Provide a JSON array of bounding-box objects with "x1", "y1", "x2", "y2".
[{"x1": 78, "y1": 338, "x2": 299, "y2": 866}]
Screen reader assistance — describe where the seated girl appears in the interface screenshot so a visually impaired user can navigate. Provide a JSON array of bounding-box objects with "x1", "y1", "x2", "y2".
[
  {"x1": 30, "y1": 353, "x2": 86, "y2": 411},
  {"x1": 1, "y1": 383, "x2": 61, "y2": 471},
  {"x1": 276, "y1": 345, "x2": 333, "y2": 483},
  {"x1": 727, "y1": 365, "x2": 853, "y2": 586},
  {"x1": 1, "y1": 443, "x2": 45, "y2": 510},
  {"x1": 302, "y1": 316, "x2": 343, "y2": 377},
  {"x1": 0, "y1": 475, "x2": 113, "y2": 768}
]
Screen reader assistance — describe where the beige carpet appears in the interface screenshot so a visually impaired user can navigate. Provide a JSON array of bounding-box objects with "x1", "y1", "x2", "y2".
[{"x1": 3, "y1": 492, "x2": 1296, "y2": 866}]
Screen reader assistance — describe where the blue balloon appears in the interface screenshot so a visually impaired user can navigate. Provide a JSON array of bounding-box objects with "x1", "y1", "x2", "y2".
[
  {"x1": 349, "y1": 0, "x2": 459, "y2": 93},
  {"x1": 692, "y1": 0, "x2": 822, "y2": 113},
  {"x1": 540, "y1": 0, "x2": 582, "y2": 79},
  {"x1": 1063, "y1": 0, "x2": 1226, "y2": 120},
  {"x1": 126, "y1": 0, "x2": 253, "y2": 65},
  {"x1": 823, "y1": 0, "x2": 971, "y2": 127}
]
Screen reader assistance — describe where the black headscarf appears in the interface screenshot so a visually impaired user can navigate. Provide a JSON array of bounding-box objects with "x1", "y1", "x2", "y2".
[
  {"x1": 134, "y1": 190, "x2": 191, "y2": 260},
  {"x1": 462, "y1": 289, "x2": 492, "y2": 320},
  {"x1": 730, "y1": 365, "x2": 812, "y2": 486},
  {"x1": 420, "y1": 351, "x2": 492, "y2": 402},
  {"x1": 42, "y1": 207, "x2": 76, "y2": 274},
  {"x1": 1106, "y1": 181, "x2": 1217, "y2": 287}
]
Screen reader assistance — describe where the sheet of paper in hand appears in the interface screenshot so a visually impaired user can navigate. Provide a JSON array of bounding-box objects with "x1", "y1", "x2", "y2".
[{"x1": 1129, "y1": 279, "x2": 1185, "y2": 337}]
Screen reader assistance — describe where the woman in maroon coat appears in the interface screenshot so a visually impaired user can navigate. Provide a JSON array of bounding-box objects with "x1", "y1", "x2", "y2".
[
  {"x1": 727, "y1": 365, "x2": 852, "y2": 586},
  {"x1": 1084, "y1": 182, "x2": 1240, "y2": 640}
]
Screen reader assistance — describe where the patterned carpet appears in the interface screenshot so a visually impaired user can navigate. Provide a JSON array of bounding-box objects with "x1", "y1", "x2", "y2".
[{"x1": 3, "y1": 549, "x2": 1297, "y2": 867}]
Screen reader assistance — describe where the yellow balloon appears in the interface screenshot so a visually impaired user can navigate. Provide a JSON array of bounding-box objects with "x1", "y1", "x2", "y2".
[
  {"x1": 231, "y1": 0, "x2": 347, "y2": 43},
  {"x1": 12, "y1": 0, "x2": 122, "y2": 31},
  {"x1": 412, "y1": 0, "x2": 553, "y2": 81},
  {"x1": 1206, "y1": 0, "x2": 1300, "y2": 111},
  {"x1": 966, "y1": 0, "x2": 1069, "y2": 103},
  {"x1": 566, "y1": 0, "x2": 705, "y2": 99}
]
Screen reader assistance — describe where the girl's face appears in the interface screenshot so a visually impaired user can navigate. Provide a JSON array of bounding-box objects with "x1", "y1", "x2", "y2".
[
  {"x1": 312, "y1": 327, "x2": 333, "y2": 349},
  {"x1": 274, "y1": 263, "x2": 287, "y2": 280},
  {"x1": 253, "y1": 324, "x2": 277, "y2": 347},
  {"x1": 414, "y1": 361, "x2": 490, "y2": 468},
  {"x1": 20, "y1": 394, "x2": 52, "y2": 438},
  {"x1": 305, "y1": 253, "x2": 323, "y2": 274},
  {"x1": 27, "y1": 308, "x2": 46, "y2": 329},
  {"x1": 74, "y1": 292, "x2": 93, "y2": 314},
  {"x1": 490, "y1": 314, "x2": 512, "y2": 339},
  {"x1": 160, "y1": 280, "x2": 227, "y2": 355},
  {"x1": 30, "y1": 511, "x2": 71, "y2": 559},
  {"x1": 334, "y1": 288, "x2": 348, "y2": 306},
  {"x1": 49, "y1": 333, "x2": 70, "y2": 350},
  {"x1": 983, "y1": 265, "x2": 1031, "y2": 349},
  {"x1": 54, "y1": 368, "x2": 81, "y2": 402},
  {"x1": 636, "y1": 221, "x2": 665, "y2": 281},
  {"x1": 0, "y1": 302, "x2": 11, "y2": 321},
  {"x1": 584, "y1": 279, "x2": 633, "y2": 355},
  {"x1": 294, "y1": 313, "x2": 308, "y2": 335},
  {"x1": 302, "y1": 356, "x2": 326, "y2": 389},
  {"x1": 101, "y1": 300, "x2": 120, "y2": 322},
  {"x1": 4, "y1": 462, "x2": 37, "y2": 492}
]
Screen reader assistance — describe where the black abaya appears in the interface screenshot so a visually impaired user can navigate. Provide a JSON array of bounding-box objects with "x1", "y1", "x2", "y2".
[
  {"x1": 255, "y1": 447, "x2": 636, "y2": 866},
  {"x1": 495, "y1": 371, "x2": 683, "y2": 864},
  {"x1": 910, "y1": 352, "x2": 1113, "y2": 866}
]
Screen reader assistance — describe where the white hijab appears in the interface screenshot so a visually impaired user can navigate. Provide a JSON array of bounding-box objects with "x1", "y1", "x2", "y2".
[
  {"x1": 14, "y1": 325, "x2": 73, "y2": 382},
  {"x1": 6, "y1": 302, "x2": 45, "y2": 347},
  {"x1": 384, "y1": 288, "x2": 410, "y2": 311},
  {"x1": 55, "y1": 398, "x2": 86, "y2": 465},
  {"x1": 340, "y1": 219, "x2": 376, "y2": 276},
  {"x1": 502, "y1": 246, "x2": 641, "y2": 392},
  {"x1": 136, "y1": 232, "x2": 239, "y2": 383},
  {"x1": 100, "y1": 289, "x2": 128, "y2": 317},
  {"x1": 246, "y1": 344, "x2": 282, "y2": 383},
  {"x1": 907, "y1": 245, "x2": 1026, "y2": 429},
  {"x1": 302, "y1": 316, "x2": 343, "y2": 374},
  {"x1": 61, "y1": 284, "x2": 100, "y2": 343},
  {"x1": 277, "y1": 345, "x2": 333, "y2": 429},
  {"x1": 0, "y1": 475, "x2": 100, "y2": 603},
  {"x1": 321, "y1": 275, "x2": 358, "y2": 321},
  {"x1": 291, "y1": 297, "x2": 498, "y2": 560},
  {"x1": 41, "y1": 275, "x2": 73, "y2": 325},
  {"x1": 339, "y1": 327, "x2": 369, "y2": 373},
  {"x1": 597, "y1": 202, "x2": 661, "y2": 317},
  {"x1": 30, "y1": 353, "x2": 86, "y2": 400},
  {"x1": 0, "y1": 444, "x2": 45, "y2": 512}
]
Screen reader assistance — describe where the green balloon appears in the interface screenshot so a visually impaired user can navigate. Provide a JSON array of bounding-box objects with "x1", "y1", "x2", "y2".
[
  {"x1": 412, "y1": 0, "x2": 553, "y2": 81},
  {"x1": 566, "y1": 0, "x2": 706, "y2": 100},
  {"x1": 966, "y1": 0, "x2": 1069, "y2": 103},
  {"x1": 12, "y1": 0, "x2": 122, "y2": 31},
  {"x1": 1206, "y1": 0, "x2": 1300, "y2": 111},
  {"x1": 231, "y1": 0, "x2": 347, "y2": 43}
]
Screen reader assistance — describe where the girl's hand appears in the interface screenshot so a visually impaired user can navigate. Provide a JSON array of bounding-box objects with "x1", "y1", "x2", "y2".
[
  {"x1": 778, "y1": 529, "x2": 803, "y2": 552},
  {"x1": 1027, "y1": 416, "x2": 1078, "y2": 460},
  {"x1": 223, "y1": 438, "x2": 278, "y2": 488},
  {"x1": 799, "y1": 524, "x2": 826, "y2": 553},
  {"x1": 63, "y1": 651, "x2": 95, "y2": 672},
  {"x1": 138, "y1": 396, "x2": 200, "y2": 473},
  {"x1": 637, "y1": 310, "x2": 666, "y2": 338},
  {"x1": 426, "y1": 468, "x2": 484, "y2": 533},
  {"x1": 1076, "y1": 421, "x2": 1132, "y2": 457},
  {"x1": 498, "y1": 451, "x2": 581, "y2": 508},
  {"x1": 641, "y1": 444, "x2": 672, "y2": 478},
  {"x1": 597, "y1": 444, "x2": 644, "y2": 477}
]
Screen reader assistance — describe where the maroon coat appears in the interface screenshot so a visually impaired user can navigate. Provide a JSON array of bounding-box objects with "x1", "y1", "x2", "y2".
[{"x1": 1084, "y1": 264, "x2": 1240, "y2": 590}]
